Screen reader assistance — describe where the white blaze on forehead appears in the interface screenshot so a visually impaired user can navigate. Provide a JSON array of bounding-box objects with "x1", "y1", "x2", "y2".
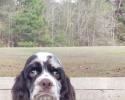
[
  {"x1": 35, "y1": 52, "x2": 62, "y2": 68},
  {"x1": 35, "y1": 52, "x2": 53, "y2": 62}
]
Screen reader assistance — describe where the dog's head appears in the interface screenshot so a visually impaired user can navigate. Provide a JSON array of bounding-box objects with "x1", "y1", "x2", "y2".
[{"x1": 12, "y1": 52, "x2": 75, "y2": 100}]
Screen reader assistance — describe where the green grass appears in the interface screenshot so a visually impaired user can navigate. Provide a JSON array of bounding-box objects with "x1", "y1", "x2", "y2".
[{"x1": 1, "y1": 46, "x2": 125, "y2": 77}]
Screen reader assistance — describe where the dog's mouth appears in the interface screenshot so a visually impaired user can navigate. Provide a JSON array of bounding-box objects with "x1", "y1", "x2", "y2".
[{"x1": 34, "y1": 93, "x2": 55, "y2": 100}]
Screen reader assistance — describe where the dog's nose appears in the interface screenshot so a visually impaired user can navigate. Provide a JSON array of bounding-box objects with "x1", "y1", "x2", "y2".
[{"x1": 39, "y1": 79, "x2": 53, "y2": 90}]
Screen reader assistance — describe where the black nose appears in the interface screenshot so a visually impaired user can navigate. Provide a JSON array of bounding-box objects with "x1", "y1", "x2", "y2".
[{"x1": 39, "y1": 79, "x2": 53, "y2": 90}]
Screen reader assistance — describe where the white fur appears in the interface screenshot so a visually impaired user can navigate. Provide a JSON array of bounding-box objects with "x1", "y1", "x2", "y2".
[
  {"x1": 35, "y1": 52, "x2": 53, "y2": 62},
  {"x1": 35, "y1": 52, "x2": 62, "y2": 68},
  {"x1": 30, "y1": 70, "x2": 61, "y2": 100}
]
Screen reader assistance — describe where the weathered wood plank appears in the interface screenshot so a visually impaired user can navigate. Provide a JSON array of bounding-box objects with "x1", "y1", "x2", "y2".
[
  {"x1": 1, "y1": 90, "x2": 125, "y2": 100},
  {"x1": 0, "y1": 77, "x2": 14, "y2": 89},
  {"x1": 0, "y1": 90, "x2": 11, "y2": 100},
  {"x1": 76, "y1": 90, "x2": 125, "y2": 100},
  {"x1": 1, "y1": 77, "x2": 125, "y2": 89},
  {"x1": 0, "y1": 77, "x2": 125, "y2": 100},
  {"x1": 71, "y1": 77, "x2": 125, "y2": 89}
]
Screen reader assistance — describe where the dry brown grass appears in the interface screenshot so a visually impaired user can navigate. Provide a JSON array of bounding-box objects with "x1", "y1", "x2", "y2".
[{"x1": 0, "y1": 47, "x2": 125, "y2": 77}]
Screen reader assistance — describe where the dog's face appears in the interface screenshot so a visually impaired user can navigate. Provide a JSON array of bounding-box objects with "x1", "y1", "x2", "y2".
[
  {"x1": 25, "y1": 52, "x2": 62, "y2": 100},
  {"x1": 12, "y1": 52, "x2": 75, "y2": 100}
]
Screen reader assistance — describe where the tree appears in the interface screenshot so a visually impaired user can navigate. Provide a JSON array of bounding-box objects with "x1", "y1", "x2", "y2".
[
  {"x1": 11, "y1": 0, "x2": 48, "y2": 46},
  {"x1": 1, "y1": 0, "x2": 125, "y2": 46},
  {"x1": 115, "y1": 1, "x2": 125, "y2": 44},
  {"x1": 0, "y1": 0, "x2": 16, "y2": 47}
]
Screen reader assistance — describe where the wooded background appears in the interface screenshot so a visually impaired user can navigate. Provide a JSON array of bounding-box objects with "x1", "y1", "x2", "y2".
[{"x1": 0, "y1": 0, "x2": 125, "y2": 47}]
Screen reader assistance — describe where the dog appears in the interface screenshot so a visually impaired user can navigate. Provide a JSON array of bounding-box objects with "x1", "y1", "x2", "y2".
[{"x1": 12, "y1": 52, "x2": 76, "y2": 100}]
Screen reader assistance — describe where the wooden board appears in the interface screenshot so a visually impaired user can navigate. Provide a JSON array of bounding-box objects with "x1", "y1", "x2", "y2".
[
  {"x1": 1, "y1": 90, "x2": 125, "y2": 100},
  {"x1": 1, "y1": 77, "x2": 125, "y2": 100}
]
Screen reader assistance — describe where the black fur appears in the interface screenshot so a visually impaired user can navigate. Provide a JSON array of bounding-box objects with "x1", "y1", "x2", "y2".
[
  {"x1": 12, "y1": 72, "x2": 30, "y2": 100},
  {"x1": 59, "y1": 70, "x2": 75, "y2": 100},
  {"x1": 12, "y1": 55, "x2": 37, "y2": 100}
]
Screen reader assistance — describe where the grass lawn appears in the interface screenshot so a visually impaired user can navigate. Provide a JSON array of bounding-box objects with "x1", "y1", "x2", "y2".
[{"x1": 0, "y1": 46, "x2": 125, "y2": 77}]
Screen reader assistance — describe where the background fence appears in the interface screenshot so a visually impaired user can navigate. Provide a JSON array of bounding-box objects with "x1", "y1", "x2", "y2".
[{"x1": 0, "y1": 77, "x2": 125, "y2": 100}]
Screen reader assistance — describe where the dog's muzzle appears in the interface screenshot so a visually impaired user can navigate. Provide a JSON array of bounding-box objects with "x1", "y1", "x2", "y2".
[
  {"x1": 33, "y1": 78, "x2": 57, "y2": 100},
  {"x1": 34, "y1": 93, "x2": 56, "y2": 100}
]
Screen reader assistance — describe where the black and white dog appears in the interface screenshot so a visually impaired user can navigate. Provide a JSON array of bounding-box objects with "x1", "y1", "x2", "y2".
[{"x1": 12, "y1": 52, "x2": 75, "y2": 100}]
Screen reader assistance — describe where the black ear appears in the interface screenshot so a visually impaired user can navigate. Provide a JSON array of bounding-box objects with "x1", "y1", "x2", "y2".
[
  {"x1": 12, "y1": 72, "x2": 30, "y2": 100},
  {"x1": 60, "y1": 73, "x2": 76, "y2": 100},
  {"x1": 12, "y1": 55, "x2": 36, "y2": 100}
]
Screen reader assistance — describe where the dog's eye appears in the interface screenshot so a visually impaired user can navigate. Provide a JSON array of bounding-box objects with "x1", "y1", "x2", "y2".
[
  {"x1": 28, "y1": 62, "x2": 42, "y2": 78},
  {"x1": 53, "y1": 71, "x2": 60, "y2": 80},
  {"x1": 29, "y1": 70, "x2": 38, "y2": 78}
]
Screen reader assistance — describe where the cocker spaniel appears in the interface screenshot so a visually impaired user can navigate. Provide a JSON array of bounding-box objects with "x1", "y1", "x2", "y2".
[{"x1": 12, "y1": 52, "x2": 75, "y2": 100}]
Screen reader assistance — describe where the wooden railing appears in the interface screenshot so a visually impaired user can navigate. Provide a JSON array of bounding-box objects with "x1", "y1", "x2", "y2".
[{"x1": 0, "y1": 77, "x2": 125, "y2": 100}]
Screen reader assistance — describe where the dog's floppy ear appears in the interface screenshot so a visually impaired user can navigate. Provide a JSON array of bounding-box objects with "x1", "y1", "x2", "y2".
[
  {"x1": 12, "y1": 71, "x2": 30, "y2": 100},
  {"x1": 60, "y1": 71, "x2": 76, "y2": 100},
  {"x1": 12, "y1": 55, "x2": 36, "y2": 100}
]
